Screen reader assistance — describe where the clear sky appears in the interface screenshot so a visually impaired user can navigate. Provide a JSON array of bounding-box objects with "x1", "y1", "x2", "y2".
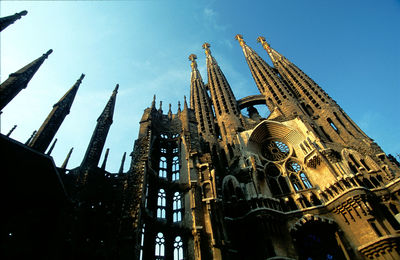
[{"x1": 1, "y1": 0, "x2": 399, "y2": 172}]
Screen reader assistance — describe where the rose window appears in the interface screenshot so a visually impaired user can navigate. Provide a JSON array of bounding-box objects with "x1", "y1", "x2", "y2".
[{"x1": 261, "y1": 140, "x2": 290, "y2": 161}]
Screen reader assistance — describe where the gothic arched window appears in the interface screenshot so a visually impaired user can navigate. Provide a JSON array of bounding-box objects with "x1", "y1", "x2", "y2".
[
  {"x1": 265, "y1": 163, "x2": 290, "y2": 196},
  {"x1": 157, "y1": 189, "x2": 166, "y2": 219},
  {"x1": 300, "y1": 172, "x2": 312, "y2": 189},
  {"x1": 159, "y1": 157, "x2": 167, "y2": 178},
  {"x1": 173, "y1": 192, "x2": 182, "y2": 222},
  {"x1": 155, "y1": 232, "x2": 165, "y2": 259},
  {"x1": 287, "y1": 161, "x2": 312, "y2": 191},
  {"x1": 173, "y1": 236, "x2": 184, "y2": 260},
  {"x1": 172, "y1": 156, "x2": 180, "y2": 181}
]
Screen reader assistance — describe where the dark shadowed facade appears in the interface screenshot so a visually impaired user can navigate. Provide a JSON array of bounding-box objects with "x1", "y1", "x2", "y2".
[{"x1": 2, "y1": 11, "x2": 400, "y2": 260}]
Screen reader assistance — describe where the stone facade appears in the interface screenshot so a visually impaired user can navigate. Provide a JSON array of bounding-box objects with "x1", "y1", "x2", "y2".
[{"x1": 2, "y1": 11, "x2": 400, "y2": 260}]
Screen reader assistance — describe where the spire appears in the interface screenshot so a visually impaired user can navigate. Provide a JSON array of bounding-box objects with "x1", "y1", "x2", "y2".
[
  {"x1": 188, "y1": 53, "x2": 216, "y2": 139},
  {"x1": 0, "y1": 49, "x2": 53, "y2": 111},
  {"x1": 151, "y1": 95, "x2": 156, "y2": 110},
  {"x1": 29, "y1": 74, "x2": 84, "y2": 153},
  {"x1": 6, "y1": 125, "x2": 17, "y2": 137},
  {"x1": 61, "y1": 147, "x2": 73, "y2": 170},
  {"x1": 101, "y1": 148, "x2": 110, "y2": 170},
  {"x1": 177, "y1": 101, "x2": 181, "y2": 113},
  {"x1": 258, "y1": 36, "x2": 370, "y2": 142},
  {"x1": 80, "y1": 84, "x2": 118, "y2": 170},
  {"x1": 183, "y1": 96, "x2": 188, "y2": 110},
  {"x1": 159, "y1": 101, "x2": 163, "y2": 113},
  {"x1": 202, "y1": 42, "x2": 242, "y2": 142},
  {"x1": 257, "y1": 36, "x2": 332, "y2": 109},
  {"x1": 118, "y1": 152, "x2": 126, "y2": 174},
  {"x1": 0, "y1": 10, "x2": 28, "y2": 32},
  {"x1": 234, "y1": 34, "x2": 299, "y2": 116},
  {"x1": 46, "y1": 138, "x2": 57, "y2": 156},
  {"x1": 25, "y1": 130, "x2": 37, "y2": 145},
  {"x1": 168, "y1": 103, "x2": 172, "y2": 119}
]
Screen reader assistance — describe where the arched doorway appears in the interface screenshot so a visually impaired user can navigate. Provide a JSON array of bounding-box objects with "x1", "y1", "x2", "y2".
[{"x1": 291, "y1": 216, "x2": 349, "y2": 260}]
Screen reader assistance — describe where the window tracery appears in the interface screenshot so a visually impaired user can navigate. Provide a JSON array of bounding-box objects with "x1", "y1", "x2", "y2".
[
  {"x1": 261, "y1": 140, "x2": 290, "y2": 161},
  {"x1": 157, "y1": 189, "x2": 166, "y2": 219},
  {"x1": 173, "y1": 236, "x2": 184, "y2": 260},
  {"x1": 173, "y1": 192, "x2": 182, "y2": 222},
  {"x1": 155, "y1": 232, "x2": 165, "y2": 259},
  {"x1": 172, "y1": 156, "x2": 180, "y2": 181},
  {"x1": 287, "y1": 161, "x2": 312, "y2": 190}
]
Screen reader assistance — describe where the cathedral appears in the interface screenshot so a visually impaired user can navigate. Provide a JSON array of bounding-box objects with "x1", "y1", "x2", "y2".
[{"x1": 1, "y1": 10, "x2": 400, "y2": 260}]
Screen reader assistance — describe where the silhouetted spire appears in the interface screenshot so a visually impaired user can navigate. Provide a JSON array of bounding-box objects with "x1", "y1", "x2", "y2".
[
  {"x1": 101, "y1": 148, "x2": 110, "y2": 170},
  {"x1": 159, "y1": 101, "x2": 163, "y2": 113},
  {"x1": 29, "y1": 74, "x2": 84, "y2": 153},
  {"x1": 61, "y1": 147, "x2": 73, "y2": 170},
  {"x1": 151, "y1": 95, "x2": 156, "y2": 110},
  {"x1": 25, "y1": 130, "x2": 36, "y2": 145},
  {"x1": 80, "y1": 84, "x2": 118, "y2": 170},
  {"x1": 46, "y1": 138, "x2": 57, "y2": 156},
  {"x1": 118, "y1": 152, "x2": 126, "y2": 174},
  {"x1": 168, "y1": 103, "x2": 172, "y2": 119},
  {"x1": 6, "y1": 125, "x2": 17, "y2": 137},
  {"x1": 0, "y1": 10, "x2": 27, "y2": 32},
  {"x1": 188, "y1": 53, "x2": 216, "y2": 139},
  {"x1": 0, "y1": 49, "x2": 52, "y2": 111}
]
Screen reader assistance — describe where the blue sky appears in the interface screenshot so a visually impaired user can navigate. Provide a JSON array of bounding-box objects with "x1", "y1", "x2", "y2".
[{"x1": 1, "y1": 0, "x2": 399, "y2": 172}]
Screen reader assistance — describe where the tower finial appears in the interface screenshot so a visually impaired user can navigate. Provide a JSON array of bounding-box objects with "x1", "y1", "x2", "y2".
[
  {"x1": 189, "y1": 54, "x2": 198, "y2": 70},
  {"x1": 118, "y1": 152, "x2": 126, "y2": 174},
  {"x1": 6, "y1": 125, "x2": 17, "y2": 137},
  {"x1": 0, "y1": 10, "x2": 28, "y2": 32},
  {"x1": 151, "y1": 95, "x2": 156, "y2": 109},
  {"x1": 61, "y1": 147, "x2": 73, "y2": 170},
  {"x1": 25, "y1": 130, "x2": 37, "y2": 145},
  {"x1": 178, "y1": 101, "x2": 181, "y2": 112},
  {"x1": 202, "y1": 42, "x2": 211, "y2": 55},
  {"x1": 159, "y1": 101, "x2": 163, "y2": 112},
  {"x1": 235, "y1": 34, "x2": 246, "y2": 47},
  {"x1": 101, "y1": 148, "x2": 110, "y2": 170},
  {"x1": 257, "y1": 36, "x2": 270, "y2": 49},
  {"x1": 46, "y1": 138, "x2": 57, "y2": 156}
]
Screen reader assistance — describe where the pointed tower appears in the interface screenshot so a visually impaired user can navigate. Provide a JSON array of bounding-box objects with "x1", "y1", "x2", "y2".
[
  {"x1": 202, "y1": 43, "x2": 242, "y2": 143},
  {"x1": 80, "y1": 84, "x2": 118, "y2": 170},
  {"x1": 0, "y1": 10, "x2": 28, "y2": 32},
  {"x1": 235, "y1": 34, "x2": 302, "y2": 118},
  {"x1": 189, "y1": 54, "x2": 216, "y2": 143},
  {"x1": 0, "y1": 49, "x2": 52, "y2": 111},
  {"x1": 29, "y1": 74, "x2": 84, "y2": 153},
  {"x1": 258, "y1": 36, "x2": 370, "y2": 142}
]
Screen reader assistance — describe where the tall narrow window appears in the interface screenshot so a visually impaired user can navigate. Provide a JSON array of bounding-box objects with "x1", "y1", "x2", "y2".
[
  {"x1": 157, "y1": 189, "x2": 166, "y2": 219},
  {"x1": 155, "y1": 232, "x2": 165, "y2": 259},
  {"x1": 173, "y1": 192, "x2": 182, "y2": 222},
  {"x1": 139, "y1": 224, "x2": 145, "y2": 260},
  {"x1": 300, "y1": 172, "x2": 312, "y2": 189},
  {"x1": 159, "y1": 157, "x2": 167, "y2": 178},
  {"x1": 174, "y1": 236, "x2": 184, "y2": 260},
  {"x1": 327, "y1": 118, "x2": 339, "y2": 133},
  {"x1": 172, "y1": 156, "x2": 180, "y2": 181}
]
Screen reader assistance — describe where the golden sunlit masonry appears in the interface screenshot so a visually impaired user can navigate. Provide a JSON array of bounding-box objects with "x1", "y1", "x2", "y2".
[{"x1": 1, "y1": 11, "x2": 400, "y2": 260}]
